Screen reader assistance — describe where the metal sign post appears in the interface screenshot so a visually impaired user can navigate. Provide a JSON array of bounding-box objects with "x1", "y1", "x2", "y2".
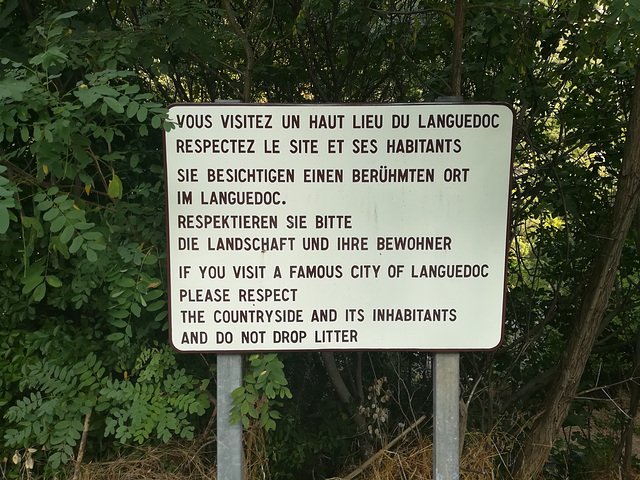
[
  {"x1": 434, "y1": 352, "x2": 460, "y2": 480},
  {"x1": 217, "y1": 354, "x2": 243, "y2": 480}
]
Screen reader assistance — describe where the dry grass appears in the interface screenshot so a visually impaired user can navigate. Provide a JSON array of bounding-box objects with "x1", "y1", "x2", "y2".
[
  {"x1": 76, "y1": 429, "x2": 639, "y2": 480},
  {"x1": 337, "y1": 432, "x2": 504, "y2": 480},
  {"x1": 77, "y1": 430, "x2": 506, "y2": 480},
  {"x1": 78, "y1": 438, "x2": 216, "y2": 480}
]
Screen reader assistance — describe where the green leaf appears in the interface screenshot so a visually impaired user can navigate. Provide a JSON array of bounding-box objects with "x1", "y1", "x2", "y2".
[
  {"x1": 50, "y1": 452, "x2": 62, "y2": 470},
  {"x1": 108, "y1": 318, "x2": 127, "y2": 328},
  {"x1": 606, "y1": 27, "x2": 622, "y2": 46},
  {"x1": 53, "y1": 194, "x2": 70, "y2": 205},
  {"x1": 108, "y1": 174, "x2": 123, "y2": 199},
  {"x1": 264, "y1": 418, "x2": 276, "y2": 431},
  {"x1": 43, "y1": 207, "x2": 59, "y2": 221},
  {"x1": 136, "y1": 106, "x2": 148, "y2": 122},
  {"x1": 126, "y1": 101, "x2": 139, "y2": 119},
  {"x1": 117, "y1": 277, "x2": 136, "y2": 288},
  {"x1": 86, "y1": 247, "x2": 98, "y2": 262},
  {"x1": 36, "y1": 199, "x2": 54, "y2": 211},
  {"x1": 60, "y1": 224, "x2": 74, "y2": 243},
  {"x1": 87, "y1": 241, "x2": 105, "y2": 251},
  {"x1": 74, "y1": 222, "x2": 94, "y2": 231},
  {"x1": 82, "y1": 232, "x2": 102, "y2": 240},
  {"x1": 143, "y1": 254, "x2": 158, "y2": 265},
  {"x1": 0, "y1": 206, "x2": 9, "y2": 234},
  {"x1": 147, "y1": 300, "x2": 165, "y2": 312},
  {"x1": 144, "y1": 290, "x2": 163, "y2": 304},
  {"x1": 109, "y1": 309, "x2": 129, "y2": 319},
  {"x1": 69, "y1": 235, "x2": 84, "y2": 253},
  {"x1": 22, "y1": 277, "x2": 42, "y2": 294},
  {"x1": 55, "y1": 11, "x2": 78, "y2": 20},
  {"x1": 33, "y1": 282, "x2": 46, "y2": 302},
  {"x1": 45, "y1": 275, "x2": 63, "y2": 288},
  {"x1": 50, "y1": 215, "x2": 66, "y2": 232},
  {"x1": 104, "y1": 96, "x2": 125, "y2": 113}
]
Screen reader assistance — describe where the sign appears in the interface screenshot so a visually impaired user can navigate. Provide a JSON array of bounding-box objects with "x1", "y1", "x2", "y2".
[{"x1": 163, "y1": 103, "x2": 514, "y2": 352}]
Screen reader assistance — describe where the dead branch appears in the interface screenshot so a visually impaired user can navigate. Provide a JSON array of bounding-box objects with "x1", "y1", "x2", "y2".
[
  {"x1": 341, "y1": 415, "x2": 426, "y2": 480},
  {"x1": 72, "y1": 412, "x2": 91, "y2": 480}
]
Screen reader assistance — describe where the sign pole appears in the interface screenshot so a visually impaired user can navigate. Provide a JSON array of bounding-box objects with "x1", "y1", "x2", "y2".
[
  {"x1": 217, "y1": 353, "x2": 243, "y2": 480},
  {"x1": 215, "y1": 99, "x2": 243, "y2": 480},
  {"x1": 433, "y1": 352, "x2": 460, "y2": 480}
]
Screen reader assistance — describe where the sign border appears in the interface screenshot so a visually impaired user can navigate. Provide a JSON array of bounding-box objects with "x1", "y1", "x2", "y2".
[{"x1": 162, "y1": 102, "x2": 515, "y2": 353}]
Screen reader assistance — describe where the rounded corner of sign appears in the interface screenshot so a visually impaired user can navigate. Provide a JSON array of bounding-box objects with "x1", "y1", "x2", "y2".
[
  {"x1": 484, "y1": 333, "x2": 505, "y2": 351},
  {"x1": 497, "y1": 102, "x2": 516, "y2": 118},
  {"x1": 169, "y1": 337, "x2": 188, "y2": 354}
]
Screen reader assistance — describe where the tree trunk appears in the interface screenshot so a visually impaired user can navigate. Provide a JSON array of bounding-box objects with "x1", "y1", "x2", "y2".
[
  {"x1": 451, "y1": 0, "x2": 466, "y2": 96},
  {"x1": 321, "y1": 352, "x2": 373, "y2": 455},
  {"x1": 221, "y1": 0, "x2": 258, "y2": 102},
  {"x1": 513, "y1": 66, "x2": 640, "y2": 479},
  {"x1": 614, "y1": 329, "x2": 640, "y2": 480}
]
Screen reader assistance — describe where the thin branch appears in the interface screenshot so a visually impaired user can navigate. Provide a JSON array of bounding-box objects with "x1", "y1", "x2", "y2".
[
  {"x1": 577, "y1": 376, "x2": 640, "y2": 397},
  {"x1": 369, "y1": 7, "x2": 454, "y2": 21},
  {"x1": 72, "y1": 412, "x2": 91, "y2": 480},
  {"x1": 87, "y1": 147, "x2": 110, "y2": 199}
]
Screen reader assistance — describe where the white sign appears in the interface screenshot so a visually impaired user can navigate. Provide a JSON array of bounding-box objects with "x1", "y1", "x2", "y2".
[{"x1": 163, "y1": 103, "x2": 514, "y2": 352}]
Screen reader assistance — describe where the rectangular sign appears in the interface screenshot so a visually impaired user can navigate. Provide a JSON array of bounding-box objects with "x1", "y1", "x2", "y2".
[{"x1": 163, "y1": 103, "x2": 514, "y2": 352}]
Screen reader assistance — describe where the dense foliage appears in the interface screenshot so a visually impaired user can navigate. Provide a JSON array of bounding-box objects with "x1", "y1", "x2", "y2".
[{"x1": 1, "y1": 0, "x2": 640, "y2": 478}]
